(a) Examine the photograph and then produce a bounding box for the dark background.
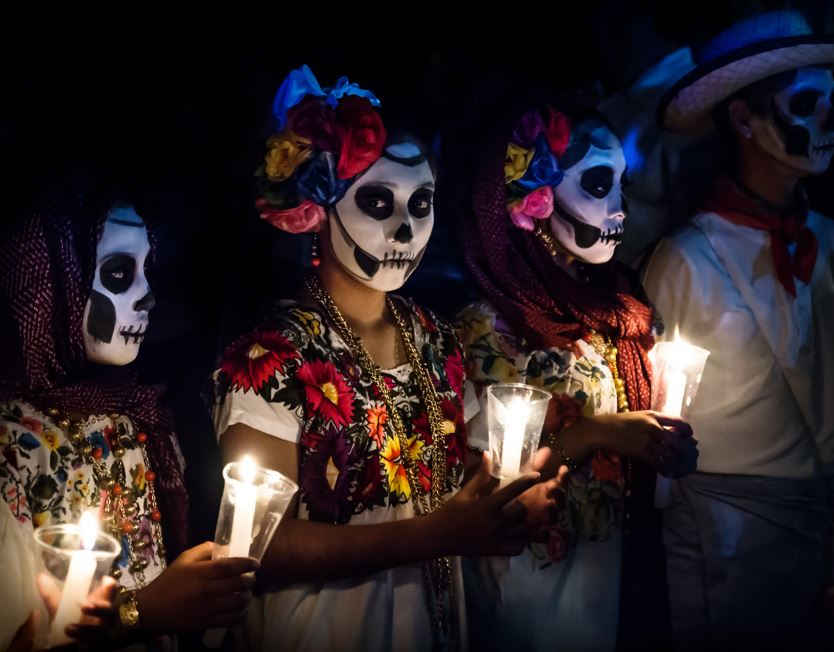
[2,1,833,550]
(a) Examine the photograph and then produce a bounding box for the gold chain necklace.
[47,407,166,595]
[305,275,455,648]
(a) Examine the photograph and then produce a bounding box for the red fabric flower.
[287,96,339,152]
[545,107,571,159]
[256,198,326,234]
[591,450,622,484]
[297,359,356,428]
[334,96,386,179]
[221,331,299,393]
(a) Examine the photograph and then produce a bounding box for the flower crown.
[255,65,387,234]
[504,106,571,231]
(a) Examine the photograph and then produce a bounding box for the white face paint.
[750,66,834,176]
[82,206,154,366]
[549,125,627,265]
[327,142,435,291]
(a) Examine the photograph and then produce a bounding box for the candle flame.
[79,511,98,551]
[240,455,258,485]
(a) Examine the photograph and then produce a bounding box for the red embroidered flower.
[334,96,386,179]
[297,359,356,428]
[545,107,571,159]
[546,526,570,563]
[444,349,464,398]
[412,397,466,478]
[287,96,339,152]
[414,306,439,334]
[221,331,299,394]
[591,450,622,484]
[19,416,43,434]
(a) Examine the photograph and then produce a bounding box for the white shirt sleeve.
[211,371,302,444]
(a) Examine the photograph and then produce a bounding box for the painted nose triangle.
[393,223,413,243]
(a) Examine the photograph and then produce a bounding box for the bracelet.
[118,589,140,629]
[544,430,578,473]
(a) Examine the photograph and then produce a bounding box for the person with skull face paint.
[208,67,554,652]
[0,178,260,650]
[642,10,834,649]
[451,100,699,651]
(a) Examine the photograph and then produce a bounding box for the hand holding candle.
[33,511,120,648]
[651,328,709,506]
[486,383,551,481]
[204,455,298,648]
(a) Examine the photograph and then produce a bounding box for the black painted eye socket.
[789,90,821,117]
[100,254,135,294]
[580,165,614,199]
[408,188,434,218]
[355,186,394,220]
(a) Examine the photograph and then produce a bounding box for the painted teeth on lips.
[381,251,415,269]
[119,325,147,345]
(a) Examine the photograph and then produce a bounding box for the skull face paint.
[549,124,627,264]
[82,206,155,365]
[327,140,435,291]
[750,66,834,176]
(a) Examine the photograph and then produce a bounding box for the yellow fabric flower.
[505,143,533,183]
[265,131,313,181]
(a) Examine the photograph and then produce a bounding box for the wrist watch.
[119,590,140,629]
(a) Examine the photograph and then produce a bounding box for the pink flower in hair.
[508,185,554,231]
[256,198,326,234]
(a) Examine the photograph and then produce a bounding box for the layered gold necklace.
[46,407,166,592]
[305,274,455,648]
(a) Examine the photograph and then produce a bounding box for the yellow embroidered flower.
[486,356,520,383]
[505,143,533,183]
[291,308,322,337]
[33,511,51,527]
[265,131,313,181]
[131,463,146,492]
[379,434,425,501]
[39,429,61,451]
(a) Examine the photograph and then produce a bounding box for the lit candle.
[228,455,258,558]
[501,398,530,478]
[50,512,98,646]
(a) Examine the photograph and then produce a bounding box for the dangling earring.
[310,233,321,268]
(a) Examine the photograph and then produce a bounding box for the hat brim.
[659,34,834,132]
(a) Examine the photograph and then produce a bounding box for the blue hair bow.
[272,65,381,130]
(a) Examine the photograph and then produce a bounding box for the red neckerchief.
[701,177,818,298]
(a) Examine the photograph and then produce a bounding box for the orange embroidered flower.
[379,434,425,500]
[366,404,388,447]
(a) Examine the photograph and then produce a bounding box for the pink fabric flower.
[508,185,554,231]
[256,199,326,234]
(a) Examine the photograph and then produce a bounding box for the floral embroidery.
[366,404,388,447]
[220,330,299,395]
[212,299,467,525]
[456,301,623,570]
[297,359,356,428]
[0,403,167,590]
